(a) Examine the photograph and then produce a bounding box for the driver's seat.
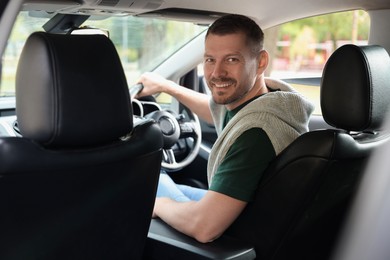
[0,32,163,259]
[225,44,390,259]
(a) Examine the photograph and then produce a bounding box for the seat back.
[0,32,163,260]
[225,44,390,259]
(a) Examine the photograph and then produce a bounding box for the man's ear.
[257,50,269,73]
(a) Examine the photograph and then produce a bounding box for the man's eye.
[204,58,214,63]
[227,57,239,62]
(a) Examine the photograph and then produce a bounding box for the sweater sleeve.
[208,128,276,202]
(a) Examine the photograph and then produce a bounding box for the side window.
[264,10,370,115]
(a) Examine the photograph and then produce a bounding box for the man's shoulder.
[229,128,274,154]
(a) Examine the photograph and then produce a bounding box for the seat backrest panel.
[0,32,164,259]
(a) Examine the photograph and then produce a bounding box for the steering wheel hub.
[159,116,176,135]
[147,110,181,149]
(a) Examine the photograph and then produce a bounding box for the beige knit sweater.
[207,78,314,184]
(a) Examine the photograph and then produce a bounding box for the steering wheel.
[130,84,202,171]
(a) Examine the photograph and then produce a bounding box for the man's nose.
[211,61,227,78]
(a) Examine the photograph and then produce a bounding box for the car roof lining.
[20,0,390,30]
[135,8,229,25]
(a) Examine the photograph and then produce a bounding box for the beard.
[209,77,250,106]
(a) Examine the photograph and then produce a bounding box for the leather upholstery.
[321,44,390,131]
[16,32,133,147]
[225,45,390,260]
[0,32,163,259]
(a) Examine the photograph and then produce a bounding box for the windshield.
[0,11,207,97]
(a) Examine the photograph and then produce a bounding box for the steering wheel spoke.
[163,149,177,165]
[179,121,198,138]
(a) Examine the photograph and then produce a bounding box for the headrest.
[16,32,132,147]
[321,44,390,132]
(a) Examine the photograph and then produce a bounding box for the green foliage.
[279,10,369,43]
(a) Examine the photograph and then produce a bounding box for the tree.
[279,10,369,51]
[270,10,370,73]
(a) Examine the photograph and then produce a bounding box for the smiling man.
[137,14,314,243]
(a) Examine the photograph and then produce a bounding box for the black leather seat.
[0,32,163,260]
[224,44,390,260]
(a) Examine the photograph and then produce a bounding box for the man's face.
[203,32,259,110]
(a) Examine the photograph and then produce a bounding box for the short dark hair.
[206,14,264,56]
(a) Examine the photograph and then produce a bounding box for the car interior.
[1,0,390,259]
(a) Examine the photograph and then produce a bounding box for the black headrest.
[16,32,132,148]
[321,44,390,132]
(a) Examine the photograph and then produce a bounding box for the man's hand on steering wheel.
[130,83,202,171]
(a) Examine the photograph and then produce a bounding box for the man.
[137,14,314,243]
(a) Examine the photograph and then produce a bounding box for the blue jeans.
[156,172,207,202]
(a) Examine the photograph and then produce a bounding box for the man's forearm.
[153,198,203,240]
[153,192,247,243]
[162,80,214,124]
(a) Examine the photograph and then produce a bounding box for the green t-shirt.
[209,98,276,202]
